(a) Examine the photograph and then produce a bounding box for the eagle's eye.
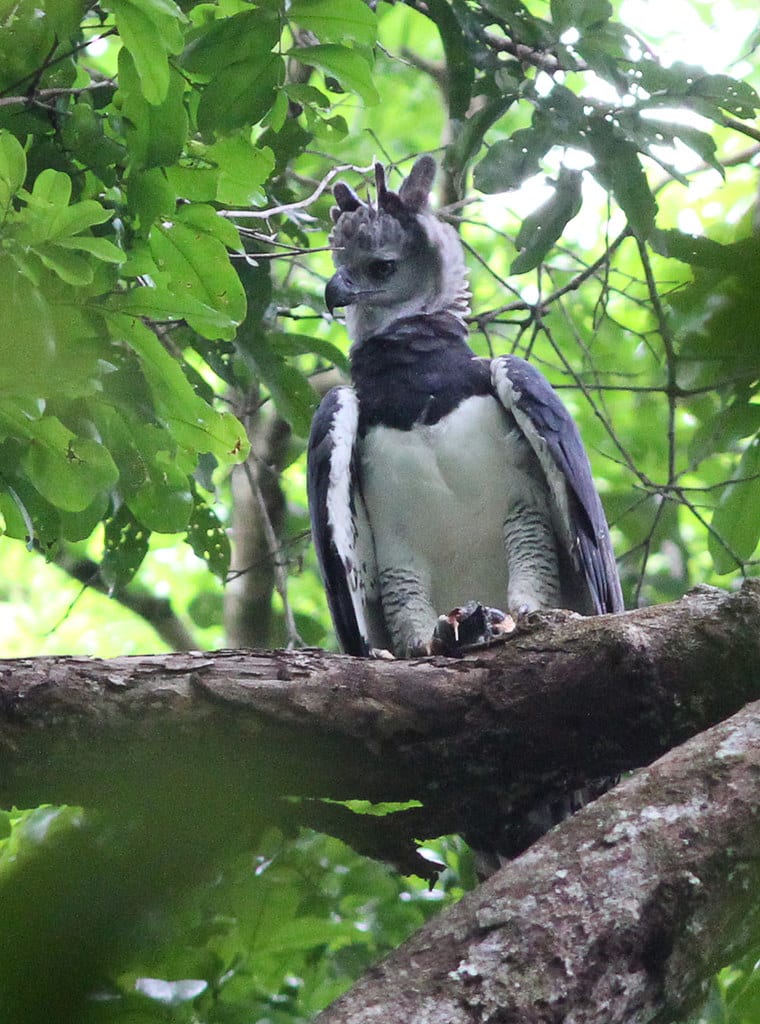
[367,258,397,281]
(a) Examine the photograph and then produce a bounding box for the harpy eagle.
[308,156,623,659]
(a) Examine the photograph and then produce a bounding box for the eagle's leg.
[377,567,438,658]
[503,490,562,615]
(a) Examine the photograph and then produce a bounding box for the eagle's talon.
[432,601,516,655]
[405,639,434,658]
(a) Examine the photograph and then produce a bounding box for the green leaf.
[473,127,554,192]
[20,169,113,242]
[101,504,151,590]
[150,214,246,328]
[181,9,280,75]
[126,167,177,229]
[109,286,238,340]
[478,0,552,47]
[551,0,612,32]
[669,123,723,176]
[0,806,85,872]
[650,229,729,268]
[206,137,275,207]
[45,0,88,39]
[710,437,760,574]
[269,332,350,373]
[0,258,56,390]
[59,493,110,543]
[60,100,124,185]
[689,402,760,466]
[0,129,26,212]
[447,86,517,179]
[511,167,583,274]
[633,61,760,120]
[689,74,759,119]
[425,0,475,122]
[185,500,230,579]
[175,202,242,253]
[249,334,319,437]
[127,457,194,533]
[32,246,96,286]
[107,0,186,105]
[106,314,250,463]
[197,54,283,136]
[288,0,377,46]
[119,49,188,169]
[22,417,119,513]
[0,475,60,549]
[0,0,56,94]
[324,797,423,817]
[27,165,72,207]
[263,87,289,133]
[586,123,657,238]
[170,408,249,464]
[291,44,379,106]
[52,235,125,263]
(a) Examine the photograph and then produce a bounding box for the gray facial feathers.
[327,157,470,341]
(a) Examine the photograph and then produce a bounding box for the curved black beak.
[325,267,357,314]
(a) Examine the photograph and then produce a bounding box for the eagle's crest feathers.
[327,156,469,341]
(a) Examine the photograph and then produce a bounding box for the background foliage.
[2,0,760,1020]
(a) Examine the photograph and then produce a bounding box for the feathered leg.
[378,567,438,657]
[502,471,562,614]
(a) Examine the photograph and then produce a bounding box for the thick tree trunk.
[315,699,760,1024]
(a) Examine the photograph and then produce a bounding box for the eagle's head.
[327,156,470,343]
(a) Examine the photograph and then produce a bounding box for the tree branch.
[315,698,760,1023]
[2,584,760,1022]
[2,582,760,869]
[51,548,197,652]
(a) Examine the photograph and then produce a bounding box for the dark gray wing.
[491,355,623,614]
[307,386,380,655]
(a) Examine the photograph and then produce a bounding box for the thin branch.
[721,114,760,146]
[221,164,375,222]
[635,236,679,487]
[0,28,118,98]
[242,459,304,649]
[0,81,115,108]
[481,29,584,75]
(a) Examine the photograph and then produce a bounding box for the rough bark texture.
[314,700,760,1024]
[1,583,760,1022]
[2,582,759,867]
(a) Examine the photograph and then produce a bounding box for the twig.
[0,81,115,108]
[481,29,585,75]
[221,163,375,221]
[243,461,304,650]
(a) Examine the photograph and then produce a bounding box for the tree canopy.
[2,0,760,1020]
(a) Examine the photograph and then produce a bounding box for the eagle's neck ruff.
[422,213,471,323]
[343,211,470,344]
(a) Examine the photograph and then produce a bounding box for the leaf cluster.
[0,0,375,599]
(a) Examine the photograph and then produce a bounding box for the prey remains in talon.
[432,602,515,656]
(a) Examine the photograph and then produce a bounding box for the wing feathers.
[491,356,623,615]
[307,387,376,655]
